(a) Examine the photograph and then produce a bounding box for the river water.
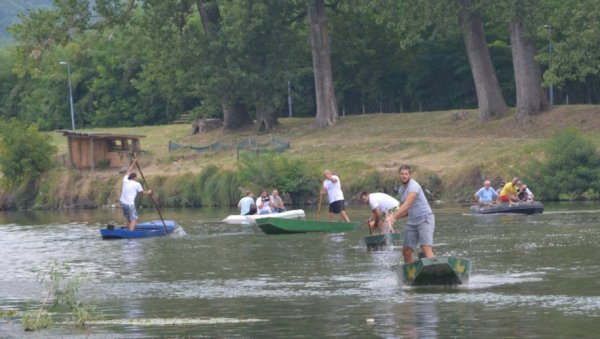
[1,202,599,337]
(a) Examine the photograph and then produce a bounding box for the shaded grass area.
[38,105,600,206]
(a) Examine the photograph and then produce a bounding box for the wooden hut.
[58,131,145,170]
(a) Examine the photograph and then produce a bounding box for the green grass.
[45,105,600,200]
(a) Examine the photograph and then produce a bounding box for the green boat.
[391,256,472,286]
[256,217,360,234]
[362,233,402,250]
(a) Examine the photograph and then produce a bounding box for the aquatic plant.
[22,308,52,332]
[21,261,99,331]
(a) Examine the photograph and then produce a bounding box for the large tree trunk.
[196,0,251,130]
[222,97,251,130]
[510,20,549,122]
[255,104,277,132]
[457,0,508,120]
[307,0,338,127]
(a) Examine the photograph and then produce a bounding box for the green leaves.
[238,152,319,205]
[526,128,600,200]
[0,119,57,189]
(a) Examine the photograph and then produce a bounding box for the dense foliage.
[237,153,321,205]
[0,119,56,189]
[1,0,600,131]
[525,129,600,200]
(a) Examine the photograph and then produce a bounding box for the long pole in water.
[131,153,169,233]
[316,193,323,220]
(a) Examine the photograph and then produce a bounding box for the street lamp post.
[543,25,554,105]
[59,61,75,130]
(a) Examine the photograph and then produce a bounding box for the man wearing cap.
[120,159,153,230]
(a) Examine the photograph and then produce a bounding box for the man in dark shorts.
[321,169,351,222]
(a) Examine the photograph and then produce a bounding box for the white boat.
[222,209,306,224]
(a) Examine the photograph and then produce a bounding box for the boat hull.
[222,209,305,224]
[362,233,402,250]
[391,256,472,286]
[256,217,359,234]
[470,201,544,215]
[100,220,178,239]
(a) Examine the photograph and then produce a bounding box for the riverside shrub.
[526,128,600,200]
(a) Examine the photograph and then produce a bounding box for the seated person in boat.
[474,180,499,206]
[496,179,506,194]
[256,190,273,214]
[517,183,534,202]
[269,189,287,213]
[498,177,519,203]
[361,191,399,234]
[238,191,256,215]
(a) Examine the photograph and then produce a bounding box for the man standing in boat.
[361,191,399,234]
[393,164,435,263]
[120,159,153,231]
[321,169,351,222]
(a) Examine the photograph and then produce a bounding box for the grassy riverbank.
[11,105,600,209]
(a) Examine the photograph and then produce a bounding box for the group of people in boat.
[473,176,535,207]
[237,189,287,216]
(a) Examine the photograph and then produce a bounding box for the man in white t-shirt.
[361,191,399,234]
[119,159,153,230]
[238,191,256,215]
[321,169,350,222]
[256,190,273,215]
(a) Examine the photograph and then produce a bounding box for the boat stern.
[392,256,472,286]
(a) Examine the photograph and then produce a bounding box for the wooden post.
[67,136,74,169]
[90,137,95,171]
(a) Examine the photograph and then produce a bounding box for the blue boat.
[100,220,178,239]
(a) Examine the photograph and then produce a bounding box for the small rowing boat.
[256,217,360,234]
[391,256,472,286]
[222,209,305,224]
[100,220,178,239]
[470,201,544,215]
[361,233,402,250]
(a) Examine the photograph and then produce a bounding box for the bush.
[237,153,320,205]
[525,128,600,200]
[345,169,398,200]
[0,119,56,190]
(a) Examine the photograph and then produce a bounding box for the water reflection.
[1,203,600,336]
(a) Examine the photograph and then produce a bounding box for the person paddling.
[119,159,153,231]
[393,165,436,263]
[321,169,351,222]
[361,191,399,234]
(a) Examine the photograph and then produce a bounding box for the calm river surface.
[1,202,600,337]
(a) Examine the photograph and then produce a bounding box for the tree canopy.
[1,0,600,130]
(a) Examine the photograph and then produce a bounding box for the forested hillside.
[0,0,53,42]
[1,0,600,132]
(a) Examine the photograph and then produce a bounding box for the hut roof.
[56,130,145,139]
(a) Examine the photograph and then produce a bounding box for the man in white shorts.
[393,165,435,263]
